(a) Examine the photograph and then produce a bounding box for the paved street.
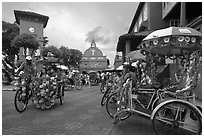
[2,85,155,135]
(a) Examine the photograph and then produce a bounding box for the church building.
[80,40,109,72]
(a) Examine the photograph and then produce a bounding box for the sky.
[2,2,138,67]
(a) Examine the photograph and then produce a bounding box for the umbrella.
[139,27,202,56]
[57,65,68,70]
[127,50,146,61]
[88,70,97,74]
[131,61,139,67]
[116,65,123,70]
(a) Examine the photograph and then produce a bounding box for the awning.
[116,30,153,52]
[127,50,146,61]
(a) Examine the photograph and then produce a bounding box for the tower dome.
[80,40,109,72]
[84,40,103,57]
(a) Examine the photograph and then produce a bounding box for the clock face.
[29,27,35,33]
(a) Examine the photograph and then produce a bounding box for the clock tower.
[14,10,49,61]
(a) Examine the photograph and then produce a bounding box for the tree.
[41,45,82,68]
[59,46,70,67]
[43,36,49,47]
[11,33,40,50]
[69,49,82,68]
[41,45,61,58]
[2,21,19,66]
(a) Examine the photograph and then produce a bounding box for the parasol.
[139,27,202,57]
[131,61,139,67]
[57,65,68,70]
[116,65,123,70]
[88,70,97,74]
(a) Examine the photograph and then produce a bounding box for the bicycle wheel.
[64,83,69,91]
[59,85,65,105]
[100,84,106,93]
[14,89,28,113]
[100,87,111,106]
[152,100,202,135]
[75,81,82,90]
[106,93,131,120]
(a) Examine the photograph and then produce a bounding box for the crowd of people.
[100,59,153,92]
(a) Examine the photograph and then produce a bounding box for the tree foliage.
[11,33,40,50]
[41,45,83,68]
[43,36,49,47]
[41,45,61,58]
[59,46,70,66]
[69,49,82,67]
[2,21,19,56]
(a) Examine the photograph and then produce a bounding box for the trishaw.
[100,69,122,106]
[106,27,202,135]
[63,74,83,91]
[14,57,65,112]
[88,70,100,85]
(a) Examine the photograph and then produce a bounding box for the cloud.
[2,2,138,67]
[85,26,115,45]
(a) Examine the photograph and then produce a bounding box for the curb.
[2,88,17,91]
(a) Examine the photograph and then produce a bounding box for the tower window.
[169,20,180,27]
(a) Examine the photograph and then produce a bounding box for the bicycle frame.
[115,78,160,118]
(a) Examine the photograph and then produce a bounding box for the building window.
[162,2,166,9]
[134,22,138,32]
[98,57,104,59]
[169,20,180,27]
[138,13,143,27]
[196,28,201,32]
[143,3,148,21]
[90,57,96,60]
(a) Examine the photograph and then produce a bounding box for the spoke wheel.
[75,81,82,90]
[100,84,106,93]
[59,85,65,105]
[100,88,111,106]
[14,89,28,113]
[152,101,202,135]
[106,93,131,120]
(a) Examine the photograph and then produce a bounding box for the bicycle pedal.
[113,116,120,124]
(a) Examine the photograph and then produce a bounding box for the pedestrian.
[86,74,91,88]
[38,67,47,77]
[82,73,86,85]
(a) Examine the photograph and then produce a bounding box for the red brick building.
[80,40,109,72]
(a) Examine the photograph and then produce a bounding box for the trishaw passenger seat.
[152,84,162,90]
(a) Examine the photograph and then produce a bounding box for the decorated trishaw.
[100,69,122,106]
[106,27,202,135]
[14,56,65,112]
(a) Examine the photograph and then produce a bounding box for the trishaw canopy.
[139,27,202,57]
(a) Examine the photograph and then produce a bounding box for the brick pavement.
[2,85,155,135]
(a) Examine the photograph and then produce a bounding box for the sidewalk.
[2,85,17,91]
